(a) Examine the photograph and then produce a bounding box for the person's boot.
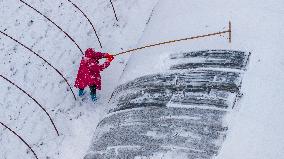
[79,89,86,97]
[91,94,97,102]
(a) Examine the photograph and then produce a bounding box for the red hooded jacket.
[74,48,110,90]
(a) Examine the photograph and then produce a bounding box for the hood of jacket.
[85,48,96,59]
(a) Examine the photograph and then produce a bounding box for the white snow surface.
[1,0,284,159]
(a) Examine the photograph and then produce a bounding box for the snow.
[1,0,284,158]
[120,1,284,158]
[0,0,158,158]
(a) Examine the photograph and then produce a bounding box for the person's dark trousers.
[89,85,97,101]
[79,89,85,96]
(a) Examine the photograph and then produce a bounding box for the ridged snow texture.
[85,50,250,159]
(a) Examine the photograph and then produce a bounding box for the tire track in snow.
[0,30,77,100]
[19,0,84,55]
[63,0,103,48]
[0,121,39,159]
[0,74,60,136]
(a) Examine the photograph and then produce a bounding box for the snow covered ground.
[1,0,284,159]
[0,0,159,158]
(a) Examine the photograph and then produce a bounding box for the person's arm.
[94,52,109,60]
[99,54,114,70]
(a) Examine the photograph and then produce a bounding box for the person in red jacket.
[75,48,114,101]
